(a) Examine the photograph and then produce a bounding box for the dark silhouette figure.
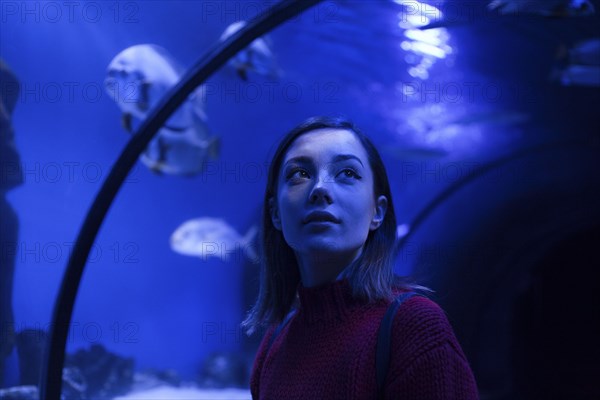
[1,59,23,387]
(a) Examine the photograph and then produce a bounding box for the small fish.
[488,0,595,17]
[219,21,280,81]
[567,38,600,66]
[558,64,600,87]
[104,45,219,176]
[170,218,258,263]
[553,38,600,87]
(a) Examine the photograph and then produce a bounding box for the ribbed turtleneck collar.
[297,279,358,325]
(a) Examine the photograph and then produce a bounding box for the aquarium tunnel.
[1,0,599,399]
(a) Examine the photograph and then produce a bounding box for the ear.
[370,195,388,230]
[269,197,282,230]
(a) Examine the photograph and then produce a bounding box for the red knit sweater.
[250,279,479,399]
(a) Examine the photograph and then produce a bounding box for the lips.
[303,211,340,224]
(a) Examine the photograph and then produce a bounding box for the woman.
[244,116,479,399]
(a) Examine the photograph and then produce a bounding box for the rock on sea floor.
[0,386,38,400]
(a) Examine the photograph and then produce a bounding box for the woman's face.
[271,128,387,261]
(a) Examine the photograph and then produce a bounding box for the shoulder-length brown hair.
[243,116,412,334]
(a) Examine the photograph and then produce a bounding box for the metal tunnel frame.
[40,0,324,398]
[394,139,594,253]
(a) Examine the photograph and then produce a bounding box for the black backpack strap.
[376,291,418,399]
[267,309,297,351]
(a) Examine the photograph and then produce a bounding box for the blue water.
[2,0,599,386]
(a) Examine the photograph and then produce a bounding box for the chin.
[300,238,359,257]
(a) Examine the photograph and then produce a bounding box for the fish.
[219,21,280,81]
[553,38,600,87]
[566,38,600,66]
[420,0,595,30]
[558,64,600,87]
[104,44,219,176]
[170,218,259,263]
[488,0,595,17]
[139,127,220,176]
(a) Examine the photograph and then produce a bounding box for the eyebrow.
[284,154,364,167]
[333,154,364,167]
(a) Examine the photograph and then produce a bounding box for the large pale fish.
[104,44,219,176]
[219,21,280,81]
[170,218,258,263]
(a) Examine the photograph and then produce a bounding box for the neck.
[296,248,362,287]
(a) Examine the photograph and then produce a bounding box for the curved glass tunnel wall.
[1,1,599,399]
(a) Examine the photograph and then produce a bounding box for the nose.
[309,176,333,204]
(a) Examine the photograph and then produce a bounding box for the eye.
[338,168,361,180]
[104,78,117,89]
[286,168,309,181]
